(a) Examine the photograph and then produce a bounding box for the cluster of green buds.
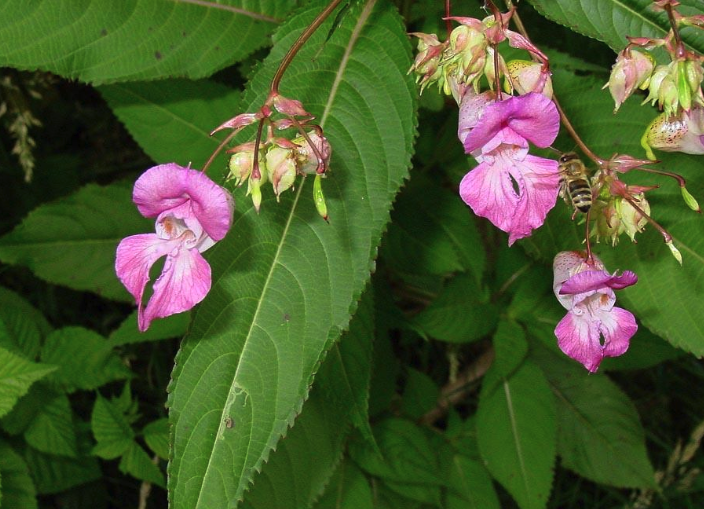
[605,0,704,159]
[409,8,552,104]
[211,91,331,219]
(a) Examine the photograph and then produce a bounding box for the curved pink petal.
[115,234,177,325]
[555,310,605,372]
[463,93,559,153]
[560,269,638,295]
[133,163,234,241]
[140,248,212,332]
[460,159,519,235]
[600,306,638,359]
[458,91,495,146]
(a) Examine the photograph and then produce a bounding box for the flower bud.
[409,33,446,92]
[641,107,704,159]
[505,60,553,98]
[293,131,332,174]
[606,49,654,112]
[313,174,328,221]
[618,193,650,242]
[265,145,297,199]
[227,142,257,186]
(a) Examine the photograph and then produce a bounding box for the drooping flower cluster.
[115,164,234,331]
[605,0,704,158]
[458,92,561,245]
[553,251,638,372]
[213,92,332,218]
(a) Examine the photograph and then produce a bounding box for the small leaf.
[401,368,440,421]
[532,344,656,488]
[91,395,134,460]
[119,442,165,488]
[0,440,37,509]
[446,455,500,509]
[413,274,499,343]
[24,446,101,495]
[313,460,373,509]
[477,360,556,509]
[0,182,151,302]
[0,346,56,419]
[108,311,189,347]
[0,287,52,359]
[142,418,169,461]
[0,0,294,83]
[40,327,131,393]
[23,393,78,458]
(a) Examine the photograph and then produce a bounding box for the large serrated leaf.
[532,345,655,488]
[476,360,556,509]
[0,347,56,420]
[0,0,294,84]
[0,182,151,302]
[167,0,417,506]
[527,0,704,55]
[99,79,241,170]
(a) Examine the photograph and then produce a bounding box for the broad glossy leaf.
[23,393,78,458]
[525,68,704,357]
[167,0,417,506]
[532,345,655,488]
[99,79,241,170]
[446,454,500,509]
[0,347,56,419]
[313,460,373,509]
[477,360,556,509]
[240,388,350,509]
[0,440,37,509]
[491,319,528,380]
[0,182,151,302]
[527,0,704,55]
[413,273,499,343]
[40,327,131,393]
[0,287,52,359]
[0,0,294,83]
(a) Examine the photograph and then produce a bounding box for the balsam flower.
[116,163,234,331]
[553,251,638,372]
[458,92,560,245]
[641,106,704,160]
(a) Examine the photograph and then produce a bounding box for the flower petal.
[555,310,605,372]
[115,233,176,325]
[460,159,519,235]
[140,248,212,332]
[133,163,234,241]
[600,306,638,359]
[560,269,638,295]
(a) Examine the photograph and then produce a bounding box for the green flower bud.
[265,146,297,200]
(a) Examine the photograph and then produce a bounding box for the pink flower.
[553,251,638,372]
[116,163,234,331]
[458,92,560,245]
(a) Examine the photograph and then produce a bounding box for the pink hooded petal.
[115,233,178,323]
[140,248,212,332]
[600,306,638,359]
[459,152,559,245]
[458,91,496,146]
[560,269,638,295]
[133,164,234,241]
[555,310,605,372]
[463,93,559,152]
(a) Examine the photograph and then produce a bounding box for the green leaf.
[119,442,165,488]
[316,289,375,442]
[24,446,101,495]
[401,368,440,421]
[167,0,417,506]
[0,287,52,359]
[313,460,373,509]
[0,441,37,509]
[142,418,169,461]
[532,344,655,488]
[240,388,350,509]
[0,182,151,302]
[91,395,134,460]
[446,455,500,509]
[0,0,294,83]
[413,274,499,343]
[0,347,56,419]
[476,360,556,509]
[491,319,528,380]
[23,393,79,458]
[40,327,131,393]
[108,311,189,346]
[524,68,704,357]
[526,0,704,55]
[381,174,486,282]
[99,79,241,171]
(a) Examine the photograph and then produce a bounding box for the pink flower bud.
[293,131,332,174]
[641,107,704,159]
[607,49,654,112]
[265,146,297,199]
[506,60,553,98]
